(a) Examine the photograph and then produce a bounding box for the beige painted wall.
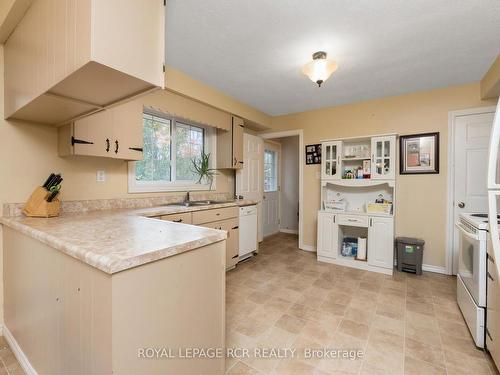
[165,66,272,130]
[269,83,496,268]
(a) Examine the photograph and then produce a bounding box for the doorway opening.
[261,130,305,250]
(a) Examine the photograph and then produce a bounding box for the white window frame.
[128,110,217,193]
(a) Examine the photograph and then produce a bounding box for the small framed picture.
[305,144,321,165]
[400,132,439,174]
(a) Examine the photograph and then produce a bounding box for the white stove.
[457,212,490,348]
[459,212,500,231]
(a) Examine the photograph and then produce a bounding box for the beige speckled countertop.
[0,200,257,275]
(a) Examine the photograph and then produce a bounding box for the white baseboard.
[3,325,38,375]
[300,244,316,252]
[279,229,298,235]
[422,264,449,275]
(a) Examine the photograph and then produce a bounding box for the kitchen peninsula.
[0,199,254,375]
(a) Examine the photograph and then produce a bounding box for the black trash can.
[395,237,425,275]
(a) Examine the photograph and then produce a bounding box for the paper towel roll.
[357,237,367,260]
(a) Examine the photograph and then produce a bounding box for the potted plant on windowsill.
[191,152,218,190]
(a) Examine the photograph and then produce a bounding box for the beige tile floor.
[225,232,499,375]
[0,337,24,375]
[1,232,498,375]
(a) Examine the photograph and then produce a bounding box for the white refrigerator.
[486,96,500,364]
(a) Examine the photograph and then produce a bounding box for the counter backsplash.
[2,191,233,217]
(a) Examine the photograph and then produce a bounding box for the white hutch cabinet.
[317,134,397,275]
[321,141,342,180]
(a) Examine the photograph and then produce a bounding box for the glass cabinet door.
[321,141,342,179]
[371,136,395,179]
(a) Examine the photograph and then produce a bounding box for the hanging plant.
[191,152,218,190]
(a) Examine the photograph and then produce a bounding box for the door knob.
[458,201,465,208]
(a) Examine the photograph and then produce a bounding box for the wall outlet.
[96,170,106,182]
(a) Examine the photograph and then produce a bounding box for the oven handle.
[455,222,480,241]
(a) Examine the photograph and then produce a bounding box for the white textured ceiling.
[166,0,500,116]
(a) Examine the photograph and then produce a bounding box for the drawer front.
[201,218,239,269]
[192,207,238,225]
[337,215,369,228]
[160,212,192,224]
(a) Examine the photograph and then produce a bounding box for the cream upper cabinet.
[321,141,342,180]
[58,100,143,161]
[371,136,396,180]
[4,0,165,125]
[217,116,244,169]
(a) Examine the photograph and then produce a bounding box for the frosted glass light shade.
[302,52,338,87]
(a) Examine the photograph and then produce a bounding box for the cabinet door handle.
[115,140,119,154]
[488,272,495,282]
[238,161,244,164]
[369,218,373,226]
[232,254,239,259]
[105,138,110,152]
[488,254,495,264]
[333,215,336,224]
[129,147,143,152]
[232,226,239,229]
[233,157,237,166]
[71,136,94,146]
[173,219,183,223]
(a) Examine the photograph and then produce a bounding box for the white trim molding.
[3,325,38,375]
[300,244,316,252]
[422,264,448,275]
[279,229,298,235]
[446,105,497,275]
[260,130,305,251]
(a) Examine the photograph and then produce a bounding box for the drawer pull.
[347,219,359,222]
[232,255,239,259]
[216,213,221,216]
[232,226,239,229]
[173,219,183,223]
[488,272,495,282]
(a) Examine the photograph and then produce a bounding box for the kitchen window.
[128,111,215,192]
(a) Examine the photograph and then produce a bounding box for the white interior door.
[452,110,496,274]
[236,133,264,242]
[263,142,281,237]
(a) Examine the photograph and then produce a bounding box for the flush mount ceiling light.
[302,51,338,87]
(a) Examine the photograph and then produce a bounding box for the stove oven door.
[456,221,487,306]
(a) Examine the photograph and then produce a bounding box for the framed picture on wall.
[305,144,321,165]
[399,132,439,174]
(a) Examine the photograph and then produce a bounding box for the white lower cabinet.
[368,216,394,269]
[317,211,394,274]
[317,212,338,259]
